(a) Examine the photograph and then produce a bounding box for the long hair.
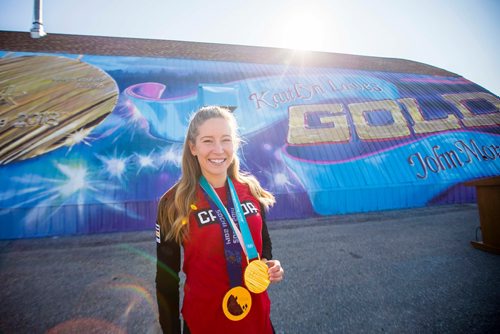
[157,106,275,244]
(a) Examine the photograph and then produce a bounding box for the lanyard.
[202,187,242,288]
[199,176,259,261]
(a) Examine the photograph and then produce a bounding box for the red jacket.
[156,179,273,334]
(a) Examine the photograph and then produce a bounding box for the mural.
[0,51,499,239]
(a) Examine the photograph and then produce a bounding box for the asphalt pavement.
[1,203,499,334]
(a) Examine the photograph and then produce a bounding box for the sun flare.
[277,7,328,51]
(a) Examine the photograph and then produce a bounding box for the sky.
[0,0,499,95]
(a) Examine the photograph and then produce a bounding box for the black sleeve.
[155,223,181,334]
[260,205,273,260]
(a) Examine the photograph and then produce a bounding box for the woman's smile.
[189,117,235,187]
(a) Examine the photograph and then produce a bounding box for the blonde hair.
[157,106,275,244]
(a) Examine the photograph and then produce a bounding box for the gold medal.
[244,260,270,294]
[222,286,252,321]
[0,56,118,165]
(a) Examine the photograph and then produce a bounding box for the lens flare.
[46,318,125,334]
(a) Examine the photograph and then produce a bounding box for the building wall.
[1,32,499,239]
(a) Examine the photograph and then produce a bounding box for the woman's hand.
[264,259,284,283]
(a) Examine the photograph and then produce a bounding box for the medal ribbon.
[201,187,242,288]
[199,176,259,261]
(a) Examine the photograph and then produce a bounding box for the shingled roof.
[0,30,458,77]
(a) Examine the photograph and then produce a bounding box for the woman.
[156,106,284,334]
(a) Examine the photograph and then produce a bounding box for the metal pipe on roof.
[30,0,47,38]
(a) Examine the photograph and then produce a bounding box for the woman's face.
[189,117,235,187]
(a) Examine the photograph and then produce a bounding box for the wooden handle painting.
[0,55,118,165]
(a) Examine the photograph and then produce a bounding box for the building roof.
[0,30,458,77]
